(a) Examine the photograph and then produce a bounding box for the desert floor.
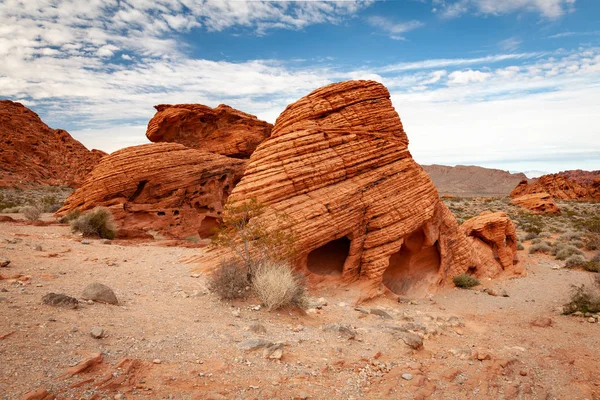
[1,209,600,400]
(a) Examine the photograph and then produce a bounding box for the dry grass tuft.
[453,273,480,289]
[252,261,308,311]
[208,258,250,300]
[22,206,42,221]
[70,207,117,239]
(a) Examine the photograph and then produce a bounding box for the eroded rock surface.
[57,143,246,239]
[511,192,561,214]
[461,211,523,278]
[0,100,105,188]
[146,104,272,158]
[511,170,600,201]
[227,80,476,297]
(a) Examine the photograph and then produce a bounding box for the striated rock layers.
[227,80,490,297]
[511,170,600,201]
[511,192,561,214]
[0,101,105,188]
[461,212,523,278]
[57,143,246,239]
[146,104,272,159]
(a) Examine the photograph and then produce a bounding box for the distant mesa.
[0,100,105,188]
[511,192,561,215]
[146,103,272,159]
[227,80,519,298]
[510,170,600,201]
[57,143,246,239]
[423,164,527,198]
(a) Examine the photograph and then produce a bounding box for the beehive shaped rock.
[511,192,561,214]
[0,100,105,188]
[57,143,246,239]
[511,170,600,201]
[227,80,477,297]
[461,211,523,278]
[146,104,272,158]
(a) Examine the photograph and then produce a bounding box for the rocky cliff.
[510,170,600,201]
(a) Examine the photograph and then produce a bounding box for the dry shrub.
[563,277,600,314]
[22,206,42,221]
[565,254,587,269]
[529,242,552,254]
[524,232,539,241]
[58,209,81,224]
[70,207,117,239]
[453,274,480,289]
[208,258,250,300]
[554,244,584,260]
[252,261,307,311]
[584,234,600,251]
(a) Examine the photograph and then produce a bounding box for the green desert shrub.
[524,232,539,241]
[563,278,600,314]
[584,234,600,251]
[554,245,584,261]
[517,241,524,251]
[453,274,480,289]
[70,207,117,239]
[2,207,21,213]
[583,260,600,273]
[539,231,553,238]
[22,206,42,221]
[565,255,587,269]
[58,209,81,224]
[252,261,308,311]
[559,231,583,242]
[529,242,552,254]
[575,215,600,234]
[208,258,250,300]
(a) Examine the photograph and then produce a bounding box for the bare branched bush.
[22,206,42,221]
[252,261,308,310]
[58,209,81,224]
[70,207,117,239]
[208,258,250,300]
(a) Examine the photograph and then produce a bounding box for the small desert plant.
[575,215,600,234]
[559,231,583,242]
[453,274,480,289]
[554,245,584,261]
[524,232,539,241]
[70,207,117,239]
[529,242,552,254]
[517,241,524,251]
[39,195,61,212]
[565,254,587,269]
[539,231,553,238]
[584,234,600,251]
[252,261,308,310]
[22,206,42,221]
[563,278,600,314]
[208,258,250,300]
[2,206,21,213]
[58,209,81,224]
[583,260,600,273]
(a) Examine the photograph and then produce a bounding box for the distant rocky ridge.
[511,170,600,201]
[0,100,105,188]
[423,164,527,198]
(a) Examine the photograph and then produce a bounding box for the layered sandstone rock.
[511,170,600,201]
[461,211,523,278]
[146,104,272,158]
[0,100,105,188]
[57,143,246,239]
[511,192,561,214]
[227,80,478,297]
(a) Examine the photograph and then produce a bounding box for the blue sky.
[1,0,599,174]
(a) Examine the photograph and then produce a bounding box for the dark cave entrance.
[306,237,351,276]
[198,216,220,238]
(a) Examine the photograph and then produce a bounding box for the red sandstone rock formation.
[227,80,480,298]
[146,104,272,158]
[511,192,561,214]
[461,211,523,278]
[510,170,600,201]
[0,100,105,188]
[56,143,246,239]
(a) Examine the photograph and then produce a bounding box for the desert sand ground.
[1,205,600,400]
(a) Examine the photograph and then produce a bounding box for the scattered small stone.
[82,283,119,305]
[42,293,78,309]
[588,317,596,323]
[152,359,161,364]
[397,297,411,304]
[101,239,112,245]
[394,332,423,350]
[90,327,104,339]
[190,273,202,278]
[322,323,356,339]
[263,343,284,360]
[231,309,241,318]
[248,322,267,334]
[338,302,348,307]
[354,306,369,314]
[401,373,414,381]
[114,393,124,400]
[81,239,91,245]
[476,352,492,361]
[447,316,463,327]
[0,257,10,268]
[531,317,554,328]
[0,288,7,292]
[370,308,393,319]
[312,297,328,309]
[291,324,304,332]
[32,244,42,251]
[519,370,528,376]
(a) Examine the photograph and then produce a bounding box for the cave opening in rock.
[306,237,350,276]
[382,229,441,296]
[198,216,219,238]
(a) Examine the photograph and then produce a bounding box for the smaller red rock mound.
[0,100,105,188]
[146,104,272,158]
[510,170,600,201]
[461,211,523,278]
[511,193,561,214]
[56,143,247,239]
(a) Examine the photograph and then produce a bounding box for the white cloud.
[447,69,492,84]
[434,0,576,19]
[499,37,522,51]
[367,16,424,40]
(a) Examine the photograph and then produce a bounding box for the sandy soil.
[1,215,600,400]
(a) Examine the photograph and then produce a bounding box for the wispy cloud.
[548,30,600,39]
[433,0,576,19]
[498,37,522,51]
[367,16,424,40]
